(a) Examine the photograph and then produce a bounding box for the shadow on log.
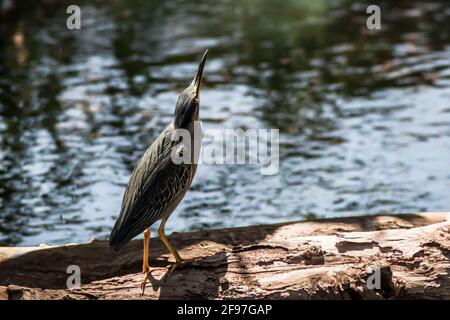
[0,212,449,299]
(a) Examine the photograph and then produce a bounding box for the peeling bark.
[0,212,449,300]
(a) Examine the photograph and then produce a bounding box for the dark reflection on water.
[0,0,449,246]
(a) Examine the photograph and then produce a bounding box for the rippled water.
[1,0,449,246]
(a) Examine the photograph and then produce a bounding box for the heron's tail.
[109,219,135,252]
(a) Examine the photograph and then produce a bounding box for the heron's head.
[174,50,208,129]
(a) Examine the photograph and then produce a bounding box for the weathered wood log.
[0,212,449,300]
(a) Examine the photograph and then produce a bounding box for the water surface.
[1,0,449,246]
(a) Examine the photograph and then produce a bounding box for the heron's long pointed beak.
[191,49,208,97]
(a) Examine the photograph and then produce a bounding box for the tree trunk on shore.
[0,212,449,300]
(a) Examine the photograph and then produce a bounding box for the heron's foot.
[164,258,195,280]
[166,259,184,278]
[140,265,151,295]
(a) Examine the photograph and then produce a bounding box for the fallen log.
[0,212,449,300]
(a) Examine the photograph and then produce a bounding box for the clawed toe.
[163,259,193,281]
[141,269,151,295]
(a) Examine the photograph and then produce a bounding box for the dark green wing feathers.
[109,125,192,251]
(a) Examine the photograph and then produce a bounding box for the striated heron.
[109,50,208,294]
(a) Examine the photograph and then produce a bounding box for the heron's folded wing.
[110,126,194,250]
[110,127,175,248]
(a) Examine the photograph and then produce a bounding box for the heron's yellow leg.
[158,217,183,276]
[140,228,150,294]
